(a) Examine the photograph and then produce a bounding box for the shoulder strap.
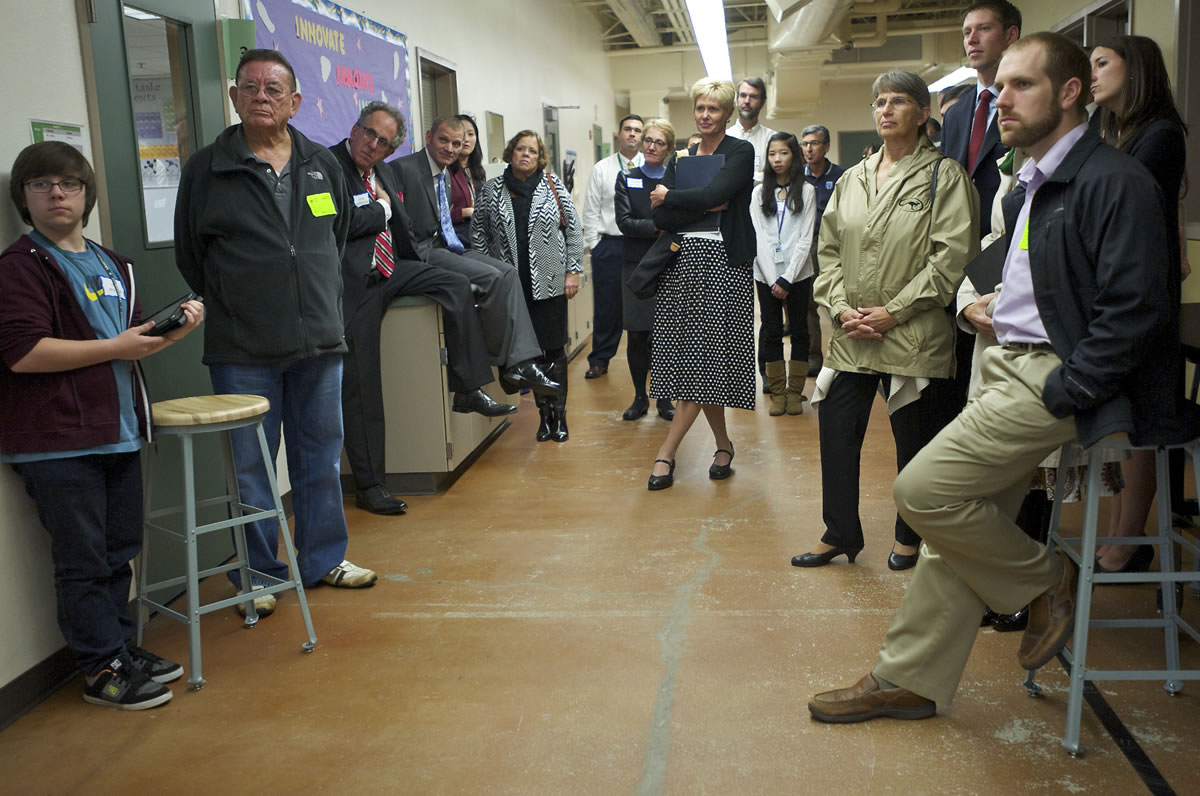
[930,156,945,208]
[545,173,567,229]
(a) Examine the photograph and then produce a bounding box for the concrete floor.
[2,342,1199,793]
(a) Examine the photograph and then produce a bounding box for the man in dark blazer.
[940,0,1021,238]
[940,0,1020,410]
[331,103,515,516]
[389,116,560,395]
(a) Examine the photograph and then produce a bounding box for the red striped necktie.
[967,88,993,173]
[363,169,395,278]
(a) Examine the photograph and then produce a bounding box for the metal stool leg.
[1156,448,1184,695]
[1026,444,1074,699]
[1061,446,1105,757]
[179,431,206,690]
[136,445,154,648]
[255,423,317,652]
[220,428,259,626]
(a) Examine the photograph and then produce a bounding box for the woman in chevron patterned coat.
[472,130,584,442]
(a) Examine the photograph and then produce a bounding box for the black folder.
[964,237,1007,292]
[675,154,725,233]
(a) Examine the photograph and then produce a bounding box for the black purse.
[626,232,683,299]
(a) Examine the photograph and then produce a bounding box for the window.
[417,49,457,133]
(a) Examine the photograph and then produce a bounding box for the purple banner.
[244,0,413,157]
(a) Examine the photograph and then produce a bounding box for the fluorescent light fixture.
[928,67,977,92]
[686,0,732,81]
[122,7,161,21]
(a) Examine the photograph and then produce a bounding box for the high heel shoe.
[647,459,675,491]
[708,444,735,480]
[887,550,919,571]
[791,546,862,567]
[1095,542,1154,575]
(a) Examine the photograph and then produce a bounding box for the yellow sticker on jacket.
[306,192,336,217]
[1018,219,1029,250]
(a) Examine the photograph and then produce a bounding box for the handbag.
[545,173,567,229]
[626,232,683,299]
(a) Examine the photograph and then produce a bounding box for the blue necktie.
[437,172,465,254]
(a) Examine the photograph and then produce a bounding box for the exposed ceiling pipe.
[606,0,662,48]
[768,0,855,51]
[659,0,695,44]
[607,38,767,56]
[834,0,903,48]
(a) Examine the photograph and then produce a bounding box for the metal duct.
[606,0,661,48]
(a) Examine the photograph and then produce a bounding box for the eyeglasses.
[643,138,669,149]
[25,178,84,194]
[800,140,824,148]
[355,122,394,149]
[872,96,914,111]
[236,82,292,102]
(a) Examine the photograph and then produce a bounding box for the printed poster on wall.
[242,0,413,157]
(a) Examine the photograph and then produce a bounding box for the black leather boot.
[535,393,553,442]
[549,356,569,442]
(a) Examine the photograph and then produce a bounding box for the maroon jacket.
[0,235,150,456]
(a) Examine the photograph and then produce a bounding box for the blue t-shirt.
[2,232,141,463]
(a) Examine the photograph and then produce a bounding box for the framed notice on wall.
[241,0,413,156]
[30,119,90,158]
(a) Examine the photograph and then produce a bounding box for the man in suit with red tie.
[941,1,1021,238]
[330,102,515,516]
[940,1,1021,410]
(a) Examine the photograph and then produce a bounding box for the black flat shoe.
[656,399,675,421]
[708,445,735,480]
[990,607,1029,632]
[648,459,675,491]
[1095,542,1155,575]
[791,546,861,567]
[622,396,649,421]
[887,551,919,571]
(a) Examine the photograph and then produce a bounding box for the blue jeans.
[210,354,348,587]
[14,452,141,675]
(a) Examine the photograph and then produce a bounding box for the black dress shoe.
[500,360,563,396]
[584,364,608,379]
[990,607,1029,632]
[980,609,999,628]
[656,399,675,421]
[708,444,734,480]
[648,459,675,491]
[791,546,862,567]
[1095,542,1155,575]
[355,484,407,515]
[623,396,649,421]
[452,388,518,417]
[887,551,919,571]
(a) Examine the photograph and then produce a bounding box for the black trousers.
[342,262,493,490]
[14,452,141,675]
[818,371,957,549]
[589,236,624,367]
[756,278,812,362]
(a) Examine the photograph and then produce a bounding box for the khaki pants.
[876,346,1078,706]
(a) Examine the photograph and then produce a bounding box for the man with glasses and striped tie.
[330,102,514,516]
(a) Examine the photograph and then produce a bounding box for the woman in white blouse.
[749,132,817,415]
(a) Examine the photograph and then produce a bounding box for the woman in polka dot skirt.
[645,77,757,491]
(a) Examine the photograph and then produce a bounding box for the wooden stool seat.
[151,394,270,427]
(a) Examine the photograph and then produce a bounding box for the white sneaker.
[321,560,377,588]
[235,585,277,617]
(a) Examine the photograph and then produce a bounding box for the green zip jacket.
[815,141,979,379]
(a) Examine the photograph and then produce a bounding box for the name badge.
[626,177,644,189]
[773,246,785,266]
[826,181,834,189]
[307,192,337,217]
[353,192,371,207]
[1019,219,1030,250]
[754,155,762,170]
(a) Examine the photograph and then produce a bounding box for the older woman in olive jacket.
[791,71,979,571]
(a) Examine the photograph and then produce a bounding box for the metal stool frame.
[1024,438,1200,756]
[137,412,317,689]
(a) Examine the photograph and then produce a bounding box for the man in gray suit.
[389,116,560,395]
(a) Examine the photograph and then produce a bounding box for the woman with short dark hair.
[472,131,583,442]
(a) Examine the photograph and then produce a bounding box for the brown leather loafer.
[1018,548,1078,670]
[808,673,936,723]
[584,364,608,379]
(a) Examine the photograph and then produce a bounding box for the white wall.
[0,0,99,687]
